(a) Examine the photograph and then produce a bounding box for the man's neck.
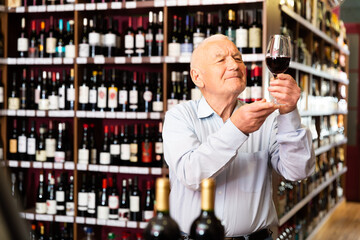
[204,94,237,122]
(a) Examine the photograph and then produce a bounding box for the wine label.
[46,199,57,214]
[180,43,193,55]
[56,46,65,55]
[56,191,65,202]
[108,195,119,209]
[124,35,134,51]
[130,143,138,163]
[156,33,164,43]
[65,45,76,58]
[108,87,118,108]
[89,32,101,46]
[56,204,65,211]
[54,151,65,162]
[119,90,128,104]
[48,95,59,110]
[90,149,97,164]
[143,210,154,221]
[119,208,129,220]
[97,206,109,219]
[36,202,47,214]
[17,37,29,52]
[130,196,140,212]
[46,37,56,54]
[79,43,90,57]
[110,144,120,155]
[236,28,248,48]
[155,142,163,154]
[143,91,152,102]
[58,87,66,109]
[104,33,116,47]
[99,152,110,165]
[9,139,17,154]
[142,142,153,163]
[78,148,89,164]
[38,98,49,110]
[226,29,236,44]
[97,86,107,109]
[36,150,46,162]
[46,138,56,157]
[193,32,205,49]
[152,101,163,112]
[168,42,181,57]
[87,192,96,210]
[8,97,20,110]
[78,192,88,211]
[167,99,179,110]
[35,89,40,104]
[18,136,27,153]
[67,88,75,102]
[135,34,145,53]
[121,144,131,161]
[145,33,153,43]
[251,86,262,102]
[249,27,261,48]
[66,202,75,216]
[129,90,138,104]
[89,89,97,104]
[0,87,4,103]
[79,85,89,104]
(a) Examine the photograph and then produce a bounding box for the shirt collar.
[197,97,246,119]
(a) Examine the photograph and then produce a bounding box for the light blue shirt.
[163,97,315,237]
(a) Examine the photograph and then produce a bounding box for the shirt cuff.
[221,119,249,149]
[277,108,301,133]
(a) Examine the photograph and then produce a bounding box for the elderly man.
[163,34,315,240]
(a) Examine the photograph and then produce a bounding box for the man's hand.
[230,99,279,135]
[268,74,301,114]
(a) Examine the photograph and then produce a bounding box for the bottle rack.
[0,0,349,239]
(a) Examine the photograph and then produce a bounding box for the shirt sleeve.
[163,107,248,191]
[269,108,315,181]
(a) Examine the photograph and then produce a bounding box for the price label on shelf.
[105,112,116,119]
[136,112,148,119]
[76,217,85,224]
[149,56,162,63]
[127,221,137,228]
[8,160,18,168]
[19,212,25,219]
[54,163,63,169]
[139,222,148,229]
[125,1,136,8]
[77,163,87,171]
[86,111,96,118]
[99,165,109,172]
[151,167,162,175]
[119,166,130,174]
[131,57,142,64]
[114,57,126,64]
[7,58,16,65]
[86,217,96,225]
[15,6,25,13]
[177,0,187,6]
[7,110,16,116]
[36,110,46,117]
[212,0,224,4]
[17,58,26,65]
[94,56,105,64]
[202,0,213,4]
[43,162,53,169]
[154,0,165,7]
[179,55,191,63]
[126,112,136,119]
[97,219,106,225]
[137,167,150,175]
[64,4,74,11]
[95,111,105,118]
[64,162,75,170]
[47,5,56,11]
[26,110,36,116]
[43,58,52,64]
[107,220,123,227]
[33,162,43,169]
[56,5,65,11]
[111,2,122,9]
[26,213,35,220]
[76,110,86,117]
[85,3,96,10]
[37,5,46,12]
[36,214,53,221]
[20,161,31,168]
[53,57,62,64]
[150,112,161,119]
[17,109,26,116]
[166,0,177,6]
[109,166,119,173]
[116,112,126,119]
[164,56,176,63]
[75,3,85,11]
[55,215,74,223]
[34,58,43,65]
[224,0,238,3]
[188,0,200,5]
[96,3,107,10]
[76,57,87,64]
[25,58,35,65]
[88,164,99,171]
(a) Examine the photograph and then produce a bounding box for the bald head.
[190,34,233,70]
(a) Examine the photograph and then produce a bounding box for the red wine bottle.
[28,20,38,57]
[119,179,129,221]
[99,125,110,165]
[56,173,66,215]
[142,124,153,166]
[20,68,27,109]
[18,120,27,161]
[78,124,90,164]
[118,71,128,112]
[46,120,56,162]
[18,17,28,58]
[108,69,118,112]
[66,175,74,216]
[97,178,109,220]
[130,124,139,165]
[9,119,18,160]
[143,180,154,222]
[108,175,119,220]
[154,122,163,167]
[46,177,57,215]
[129,176,141,221]
[110,125,120,165]
[36,124,47,162]
[120,124,131,164]
[27,120,36,162]
[77,173,88,217]
[87,174,97,218]
[124,16,135,57]
[36,172,47,214]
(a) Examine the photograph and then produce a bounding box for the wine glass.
[265,34,291,105]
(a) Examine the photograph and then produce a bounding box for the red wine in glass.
[265,56,291,77]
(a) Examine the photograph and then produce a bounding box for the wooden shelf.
[300,110,348,117]
[278,167,347,226]
[289,61,349,85]
[280,5,349,55]
[315,138,348,156]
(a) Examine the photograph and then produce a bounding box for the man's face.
[198,39,247,97]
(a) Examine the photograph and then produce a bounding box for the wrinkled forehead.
[204,40,240,58]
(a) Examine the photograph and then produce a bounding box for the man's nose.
[226,58,239,71]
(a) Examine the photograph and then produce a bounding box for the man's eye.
[217,59,224,63]
[234,58,242,62]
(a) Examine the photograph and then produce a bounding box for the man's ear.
[190,68,204,88]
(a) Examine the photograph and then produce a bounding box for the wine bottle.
[65,20,75,58]
[216,10,225,34]
[119,178,130,221]
[143,178,181,240]
[54,123,66,162]
[88,70,98,111]
[79,68,89,111]
[79,18,90,58]
[99,125,110,165]
[251,66,262,102]
[46,120,56,162]
[120,124,130,164]
[46,177,57,215]
[77,173,88,217]
[34,70,42,109]
[154,122,163,167]
[46,16,57,58]
[38,71,49,110]
[124,16,135,57]
[20,68,27,109]
[179,71,190,104]
[89,16,101,57]
[129,72,138,112]
[205,13,214,38]
[18,120,27,161]
[27,121,36,162]
[18,17,28,58]
[135,16,145,57]
[155,11,164,56]
[110,125,120,165]
[118,71,128,112]
[249,9,262,54]
[130,124,139,165]
[87,174,97,218]
[97,178,109,220]
[168,15,180,57]
[236,9,249,54]
[145,11,155,57]
[108,69,118,111]
[28,20,38,58]
[36,172,47,214]
[18,171,26,209]
[190,178,225,240]
[38,21,46,58]
[66,68,75,110]
[141,72,152,112]
[56,174,66,215]
[78,124,90,164]
[167,71,179,110]
[193,11,205,49]
[142,124,153,166]
[8,72,20,110]
[129,176,141,221]
[104,17,117,57]
[108,176,119,220]
[97,69,107,111]
[48,72,59,110]
[36,124,47,162]
[89,124,97,164]
[66,175,74,216]
[225,9,236,44]
[9,119,18,160]
[181,15,193,56]
[143,180,154,222]
[58,70,66,110]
